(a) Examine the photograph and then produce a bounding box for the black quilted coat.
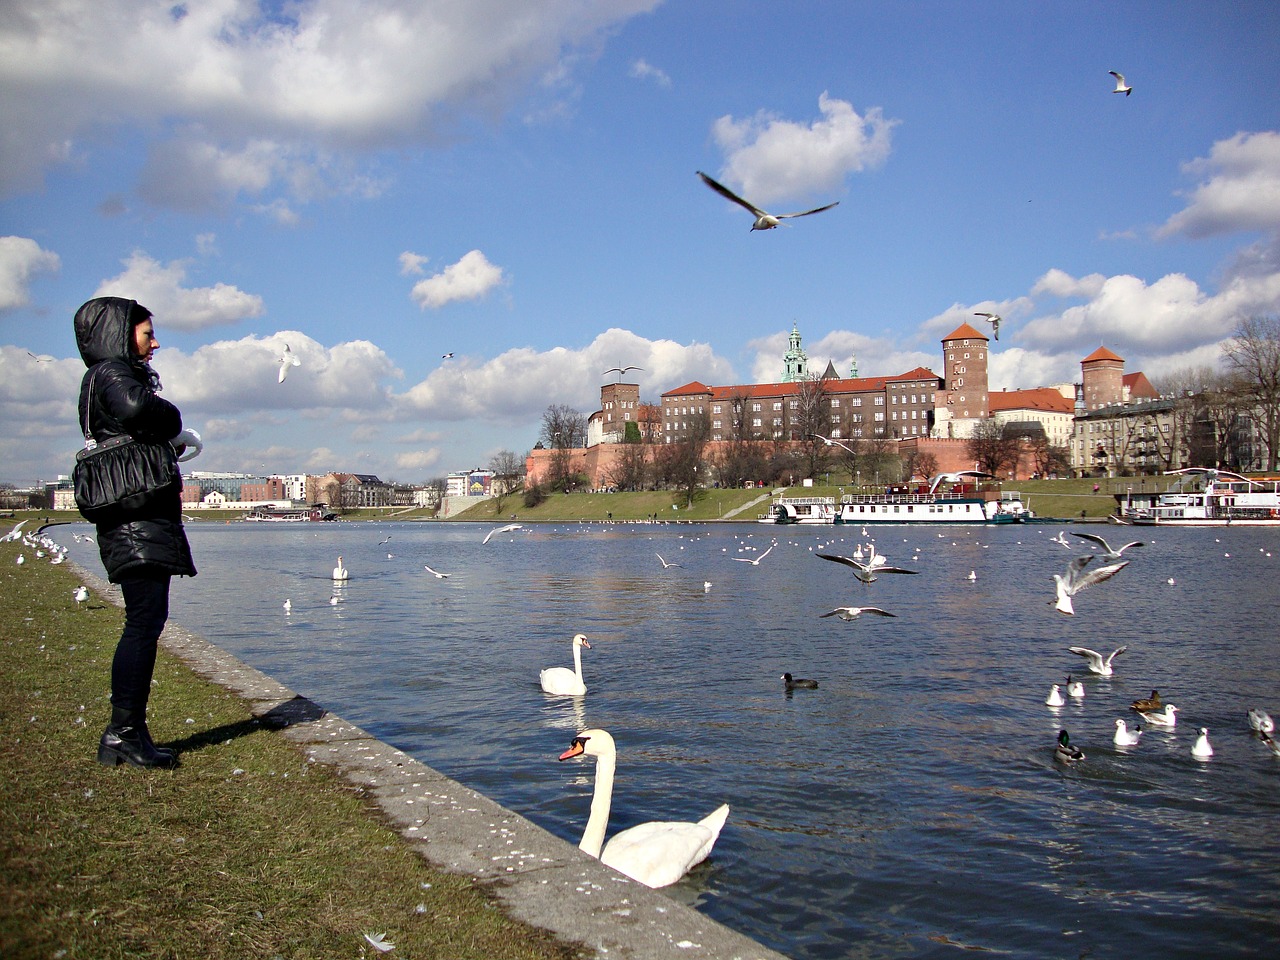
[74,297,196,582]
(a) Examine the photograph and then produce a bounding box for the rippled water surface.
[65,520,1280,959]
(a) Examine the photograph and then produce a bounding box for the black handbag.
[73,367,179,523]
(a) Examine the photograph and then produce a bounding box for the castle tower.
[1080,346,1124,410]
[849,351,859,379]
[780,323,809,383]
[939,322,990,420]
[599,381,641,443]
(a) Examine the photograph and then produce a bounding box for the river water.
[62,519,1280,959]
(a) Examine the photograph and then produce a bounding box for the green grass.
[448,476,1166,524]
[450,486,776,523]
[0,525,584,960]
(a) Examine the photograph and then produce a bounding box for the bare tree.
[540,404,588,450]
[488,449,525,514]
[966,419,1021,476]
[658,410,711,506]
[1222,315,1280,470]
[603,442,651,491]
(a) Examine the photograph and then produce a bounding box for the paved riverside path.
[74,561,789,960]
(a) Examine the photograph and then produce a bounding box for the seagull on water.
[1192,727,1214,759]
[276,342,301,382]
[817,552,919,584]
[1046,684,1065,707]
[1071,531,1145,562]
[819,606,896,621]
[283,598,292,614]
[1138,704,1178,727]
[482,522,523,544]
[1248,708,1275,734]
[1066,675,1085,698]
[697,171,839,231]
[974,312,1001,340]
[1113,719,1143,747]
[1109,70,1132,96]
[1052,555,1129,615]
[1067,644,1128,676]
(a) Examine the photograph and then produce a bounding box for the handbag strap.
[82,365,102,450]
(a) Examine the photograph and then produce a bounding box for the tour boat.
[1119,468,1280,526]
[759,471,1033,525]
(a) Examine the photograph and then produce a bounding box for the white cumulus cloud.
[0,0,661,203]
[629,58,671,88]
[1158,131,1280,239]
[711,92,897,205]
[93,251,265,331]
[0,236,61,310]
[410,250,505,309]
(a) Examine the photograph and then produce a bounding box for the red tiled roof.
[887,366,942,383]
[1123,371,1159,399]
[1082,345,1123,363]
[941,322,988,342]
[663,381,712,397]
[988,387,1074,414]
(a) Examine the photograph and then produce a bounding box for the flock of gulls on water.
[1033,530,1279,766]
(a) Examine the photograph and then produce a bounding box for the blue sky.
[3,1,1279,485]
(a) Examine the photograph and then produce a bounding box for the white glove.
[173,428,203,462]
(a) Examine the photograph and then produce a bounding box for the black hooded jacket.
[75,297,196,582]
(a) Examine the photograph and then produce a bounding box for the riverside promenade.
[71,557,789,960]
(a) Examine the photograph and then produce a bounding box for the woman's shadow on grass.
[159,695,327,754]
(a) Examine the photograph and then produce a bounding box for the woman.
[75,297,197,769]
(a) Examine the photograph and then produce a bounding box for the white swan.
[332,556,349,581]
[540,633,591,696]
[559,728,729,888]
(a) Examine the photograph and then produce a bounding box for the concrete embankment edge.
[74,562,790,960]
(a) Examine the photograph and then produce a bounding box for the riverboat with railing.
[244,504,336,522]
[758,471,1033,524]
[1117,468,1280,526]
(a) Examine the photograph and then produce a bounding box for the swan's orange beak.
[559,738,586,761]
[581,639,591,649]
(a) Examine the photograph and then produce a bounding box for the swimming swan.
[332,556,349,581]
[540,633,591,696]
[559,728,729,888]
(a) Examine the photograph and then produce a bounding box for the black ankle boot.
[98,723,180,769]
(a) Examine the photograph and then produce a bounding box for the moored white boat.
[1121,468,1280,526]
[759,471,1033,525]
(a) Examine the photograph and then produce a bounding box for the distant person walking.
[75,297,197,769]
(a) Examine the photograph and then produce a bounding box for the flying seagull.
[656,553,681,569]
[1109,70,1132,96]
[732,543,775,566]
[974,312,1001,340]
[819,606,896,621]
[277,343,301,382]
[26,351,54,362]
[423,564,450,579]
[697,171,839,231]
[817,552,919,584]
[441,352,454,360]
[1070,531,1144,562]
[603,365,643,380]
[1052,555,1129,615]
[1067,644,1128,676]
[482,522,523,545]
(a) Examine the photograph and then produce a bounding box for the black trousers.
[112,574,171,717]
